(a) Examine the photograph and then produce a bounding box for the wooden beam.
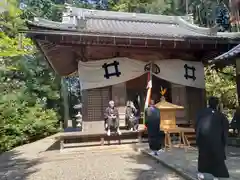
[35,40,59,74]
[30,33,240,51]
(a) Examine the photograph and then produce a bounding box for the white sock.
[158,149,164,152]
[197,173,204,180]
[150,151,158,156]
[117,129,121,135]
[107,130,111,136]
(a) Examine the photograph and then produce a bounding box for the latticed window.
[87,87,110,122]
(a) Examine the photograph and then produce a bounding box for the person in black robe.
[195,96,229,179]
[145,100,165,156]
[104,100,121,136]
[125,101,139,131]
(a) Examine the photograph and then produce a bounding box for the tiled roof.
[27,6,240,39]
[214,44,240,60]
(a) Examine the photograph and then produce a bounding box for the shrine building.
[26,6,240,132]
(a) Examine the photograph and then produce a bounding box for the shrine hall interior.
[126,74,172,107]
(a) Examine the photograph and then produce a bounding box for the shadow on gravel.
[45,140,60,151]
[0,150,41,180]
[122,144,184,180]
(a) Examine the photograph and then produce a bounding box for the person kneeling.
[104,100,121,136]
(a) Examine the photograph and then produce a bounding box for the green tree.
[205,66,237,118]
[20,0,65,21]
[0,0,60,152]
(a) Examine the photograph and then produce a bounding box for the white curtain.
[78,57,146,90]
[154,60,205,89]
[78,57,205,90]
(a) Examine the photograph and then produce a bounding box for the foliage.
[205,66,237,118]
[0,93,59,152]
[0,32,33,57]
[0,0,61,152]
[0,0,25,36]
[20,0,65,21]
[108,0,174,13]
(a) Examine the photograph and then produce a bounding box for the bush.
[0,92,59,153]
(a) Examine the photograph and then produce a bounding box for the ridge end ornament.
[102,61,121,79]
[184,64,196,81]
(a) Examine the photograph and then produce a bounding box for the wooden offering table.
[163,127,196,151]
[155,96,196,151]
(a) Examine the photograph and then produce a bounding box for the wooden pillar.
[236,58,240,105]
[112,83,127,127]
[81,90,88,122]
[61,78,71,129]
[173,0,181,10]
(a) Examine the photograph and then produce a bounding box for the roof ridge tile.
[64,6,181,24]
[26,6,240,40]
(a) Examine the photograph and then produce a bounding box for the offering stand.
[155,95,195,151]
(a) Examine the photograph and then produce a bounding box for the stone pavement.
[0,142,185,180]
[1,133,240,180]
[0,133,60,169]
[143,147,240,180]
[0,134,186,180]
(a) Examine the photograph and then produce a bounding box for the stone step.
[63,138,148,149]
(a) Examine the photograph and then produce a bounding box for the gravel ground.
[1,145,185,180]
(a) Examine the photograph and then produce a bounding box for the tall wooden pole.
[236,58,240,105]
[186,0,189,15]
[61,77,71,129]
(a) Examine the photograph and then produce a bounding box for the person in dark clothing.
[145,100,165,156]
[231,106,240,136]
[195,96,229,179]
[104,100,121,136]
[125,101,139,131]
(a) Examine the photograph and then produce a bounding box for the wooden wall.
[171,84,206,126]
[186,87,206,126]
[171,84,188,125]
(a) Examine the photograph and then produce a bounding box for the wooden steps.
[63,138,148,149]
